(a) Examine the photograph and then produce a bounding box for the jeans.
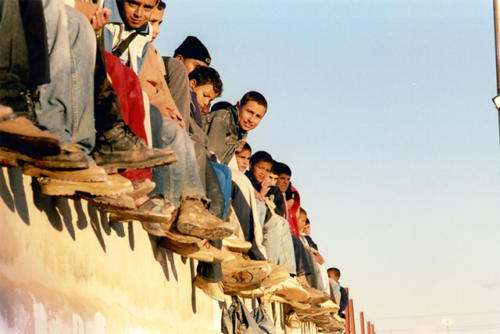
[210,162,231,220]
[151,115,205,205]
[37,0,96,154]
[262,214,296,274]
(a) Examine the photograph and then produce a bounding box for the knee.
[66,6,96,56]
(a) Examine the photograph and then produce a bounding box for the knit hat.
[174,36,211,65]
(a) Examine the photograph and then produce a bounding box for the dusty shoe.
[222,256,272,292]
[222,235,252,252]
[160,236,235,263]
[79,193,136,210]
[274,277,310,303]
[31,144,89,170]
[93,124,177,173]
[128,179,155,200]
[319,300,340,313]
[305,287,331,305]
[193,275,225,302]
[38,174,133,197]
[177,198,233,240]
[261,263,290,289]
[333,313,346,323]
[23,161,107,182]
[109,195,176,225]
[0,116,61,156]
[284,310,301,329]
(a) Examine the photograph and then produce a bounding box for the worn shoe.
[160,236,235,263]
[319,300,340,313]
[222,235,252,252]
[193,275,225,302]
[261,264,290,289]
[23,161,107,182]
[109,196,176,225]
[38,174,133,197]
[177,198,233,240]
[79,193,136,210]
[304,287,331,305]
[128,179,155,200]
[222,256,272,292]
[93,124,177,173]
[274,277,310,303]
[31,144,89,170]
[284,310,301,329]
[0,116,61,156]
[333,313,346,323]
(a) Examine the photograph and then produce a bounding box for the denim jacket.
[202,106,247,165]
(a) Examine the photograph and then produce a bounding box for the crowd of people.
[0,0,350,331]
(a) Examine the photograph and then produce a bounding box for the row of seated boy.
[0,0,349,314]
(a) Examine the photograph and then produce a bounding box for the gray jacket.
[202,106,247,165]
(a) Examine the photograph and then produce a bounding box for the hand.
[91,8,111,31]
[254,189,264,202]
[0,104,14,120]
[153,100,186,129]
[74,1,99,21]
[260,179,270,198]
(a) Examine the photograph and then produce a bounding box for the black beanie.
[174,36,211,65]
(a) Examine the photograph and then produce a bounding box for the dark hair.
[157,1,166,10]
[327,267,341,278]
[241,142,252,153]
[305,218,310,225]
[240,91,267,109]
[271,161,280,175]
[189,66,223,95]
[299,207,307,216]
[210,101,232,113]
[274,162,292,177]
[250,151,273,166]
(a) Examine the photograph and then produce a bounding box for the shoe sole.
[0,131,60,157]
[177,221,233,241]
[96,150,177,174]
[159,237,217,263]
[23,165,107,182]
[78,193,136,210]
[0,148,86,170]
[39,177,133,197]
[109,209,175,224]
[0,149,20,167]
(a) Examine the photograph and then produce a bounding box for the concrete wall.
[0,167,315,334]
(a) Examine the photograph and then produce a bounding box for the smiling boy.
[202,91,267,165]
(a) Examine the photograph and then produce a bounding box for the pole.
[371,323,375,334]
[367,321,372,334]
[348,299,356,334]
[345,288,350,334]
[359,312,366,334]
[493,0,500,140]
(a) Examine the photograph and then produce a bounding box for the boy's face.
[190,82,218,113]
[268,172,278,186]
[150,8,164,41]
[235,149,251,172]
[328,271,339,281]
[120,0,157,29]
[303,223,310,235]
[176,55,207,74]
[297,211,307,232]
[237,100,267,131]
[251,160,273,184]
[277,173,291,193]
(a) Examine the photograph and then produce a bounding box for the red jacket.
[105,51,151,181]
[288,185,301,237]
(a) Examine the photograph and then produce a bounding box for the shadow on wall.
[0,167,196,306]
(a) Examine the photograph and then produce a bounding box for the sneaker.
[93,123,177,173]
[109,196,176,225]
[128,179,155,200]
[222,235,252,252]
[0,116,61,156]
[333,313,346,323]
[38,174,133,197]
[176,197,233,240]
[193,275,225,302]
[23,161,107,182]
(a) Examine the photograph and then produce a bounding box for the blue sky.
[155,1,500,332]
